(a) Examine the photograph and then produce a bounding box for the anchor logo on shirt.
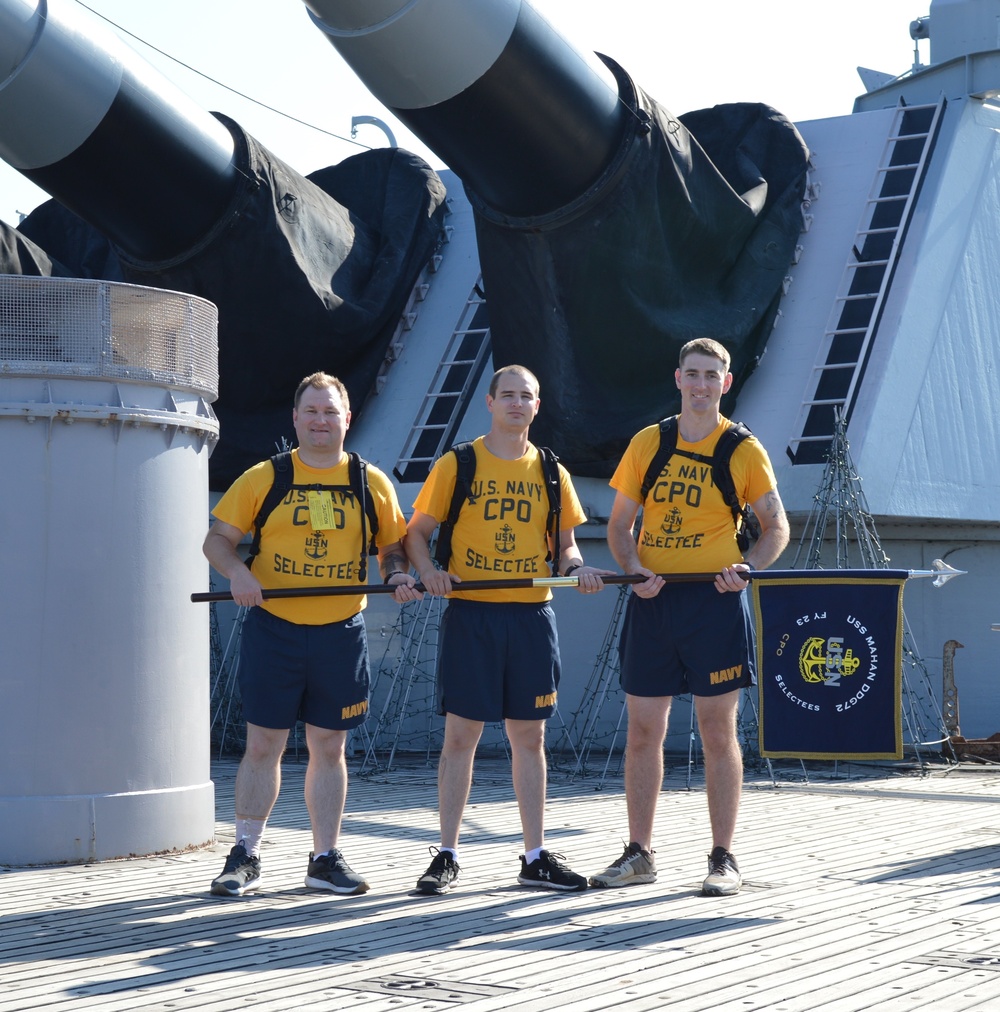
[305,534,328,560]
[495,524,516,555]
[661,507,682,536]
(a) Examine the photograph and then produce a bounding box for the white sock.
[524,846,544,865]
[439,846,459,862]
[235,817,267,858]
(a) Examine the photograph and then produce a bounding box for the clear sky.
[0,0,927,225]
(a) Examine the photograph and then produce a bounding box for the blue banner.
[752,572,906,759]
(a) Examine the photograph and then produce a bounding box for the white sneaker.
[702,846,741,896]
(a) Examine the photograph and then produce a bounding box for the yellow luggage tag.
[307,490,337,530]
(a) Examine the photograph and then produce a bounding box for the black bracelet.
[383,571,405,585]
[563,562,583,577]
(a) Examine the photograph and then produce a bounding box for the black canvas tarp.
[14,114,447,488]
[0,219,74,278]
[470,56,810,477]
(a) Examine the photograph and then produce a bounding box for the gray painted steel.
[0,0,231,174]
[0,0,121,169]
[304,0,522,109]
[0,277,219,865]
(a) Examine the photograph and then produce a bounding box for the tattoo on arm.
[762,490,785,522]
[380,551,407,580]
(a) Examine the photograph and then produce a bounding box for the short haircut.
[678,338,731,373]
[489,364,540,398]
[294,372,350,411]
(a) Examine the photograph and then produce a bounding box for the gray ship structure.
[0,0,998,863]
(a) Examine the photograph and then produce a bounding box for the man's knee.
[625,697,671,748]
[695,694,741,753]
[506,718,545,752]
[243,724,289,765]
[443,714,484,754]
[305,726,348,764]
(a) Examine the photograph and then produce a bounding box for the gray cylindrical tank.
[0,275,219,865]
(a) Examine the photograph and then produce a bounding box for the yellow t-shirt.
[414,437,588,603]
[213,450,407,624]
[610,417,777,574]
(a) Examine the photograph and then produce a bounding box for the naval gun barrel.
[0,0,238,262]
[0,0,448,487]
[303,0,628,217]
[302,0,809,477]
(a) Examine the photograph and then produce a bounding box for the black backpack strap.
[640,416,679,502]
[247,451,294,569]
[537,446,563,574]
[433,441,477,569]
[710,421,760,553]
[348,452,379,583]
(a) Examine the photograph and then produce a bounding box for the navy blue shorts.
[238,607,370,731]
[436,599,560,722]
[618,582,754,698]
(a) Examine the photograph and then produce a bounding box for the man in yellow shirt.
[204,372,415,897]
[401,365,611,894]
[590,339,789,896]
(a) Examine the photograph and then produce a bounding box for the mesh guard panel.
[0,276,217,399]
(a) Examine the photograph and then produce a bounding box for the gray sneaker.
[305,850,370,895]
[589,842,657,888]
[210,843,261,897]
[702,846,741,896]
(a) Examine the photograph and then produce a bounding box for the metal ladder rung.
[434,356,479,370]
[867,195,909,206]
[875,161,921,173]
[810,363,858,375]
[887,130,932,142]
[855,226,901,237]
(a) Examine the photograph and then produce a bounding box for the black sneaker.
[210,843,261,897]
[305,850,369,895]
[702,846,742,896]
[517,850,587,891]
[416,847,461,895]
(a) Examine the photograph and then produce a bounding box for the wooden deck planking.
[3,760,1000,1012]
[441,904,996,1012]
